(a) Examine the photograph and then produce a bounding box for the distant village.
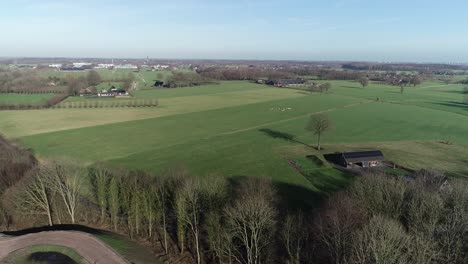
[48,62,175,71]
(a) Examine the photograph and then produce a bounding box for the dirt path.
[0,231,129,264]
[220,100,371,136]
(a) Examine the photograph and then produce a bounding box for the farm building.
[154,81,164,87]
[266,79,305,87]
[338,150,385,168]
[79,87,97,97]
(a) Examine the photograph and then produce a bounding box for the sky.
[1,0,468,62]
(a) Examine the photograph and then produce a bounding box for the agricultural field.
[1,79,468,200]
[0,93,58,107]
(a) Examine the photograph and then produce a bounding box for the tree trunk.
[47,209,53,226]
[317,132,321,150]
[195,230,201,264]
[163,211,168,254]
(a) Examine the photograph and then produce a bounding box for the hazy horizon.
[2,0,468,63]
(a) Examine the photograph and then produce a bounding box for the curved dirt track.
[0,231,129,264]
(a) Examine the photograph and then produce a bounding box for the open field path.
[220,100,372,136]
[0,231,129,264]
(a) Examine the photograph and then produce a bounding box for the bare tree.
[87,70,102,86]
[10,166,55,226]
[154,175,169,254]
[306,113,332,150]
[175,185,188,254]
[282,211,309,264]
[350,174,407,219]
[109,174,120,231]
[49,160,83,224]
[177,177,205,264]
[358,77,369,88]
[349,215,412,264]
[90,165,110,224]
[314,193,366,263]
[410,76,422,87]
[66,75,88,96]
[206,212,236,264]
[139,175,159,241]
[225,178,277,264]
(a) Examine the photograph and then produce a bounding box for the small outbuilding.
[154,81,164,87]
[339,150,385,168]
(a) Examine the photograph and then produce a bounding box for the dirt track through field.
[0,231,128,264]
[220,100,372,136]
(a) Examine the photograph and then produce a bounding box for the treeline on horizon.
[0,135,467,264]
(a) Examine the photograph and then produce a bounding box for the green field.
[1,80,468,199]
[0,93,57,106]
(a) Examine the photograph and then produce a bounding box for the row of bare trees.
[87,167,285,264]
[197,67,296,81]
[2,162,290,263]
[56,99,159,109]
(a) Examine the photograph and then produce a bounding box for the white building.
[154,64,170,70]
[73,62,93,68]
[49,64,62,69]
[114,64,138,69]
[95,64,115,69]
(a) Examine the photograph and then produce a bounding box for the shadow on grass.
[229,160,355,213]
[228,176,324,212]
[340,85,361,89]
[442,90,468,94]
[431,101,468,110]
[259,128,314,148]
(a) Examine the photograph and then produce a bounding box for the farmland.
[0,93,58,107]
[1,79,468,194]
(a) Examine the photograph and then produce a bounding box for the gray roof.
[342,150,384,163]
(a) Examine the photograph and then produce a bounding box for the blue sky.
[1,0,467,62]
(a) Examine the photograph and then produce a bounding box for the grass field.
[0,93,57,106]
[2,79,468,200]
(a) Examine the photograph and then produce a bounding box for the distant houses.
[114,64,138,69]
[46,61,175,71]
[98,87,129,97]
[80,86,129,98]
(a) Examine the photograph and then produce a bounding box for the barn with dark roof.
[338,150,385,168]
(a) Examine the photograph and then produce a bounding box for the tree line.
[197,67,295,81]
[56,99,159,109]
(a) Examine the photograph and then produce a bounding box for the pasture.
[0,93,57,107]
[1,79,468,197]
